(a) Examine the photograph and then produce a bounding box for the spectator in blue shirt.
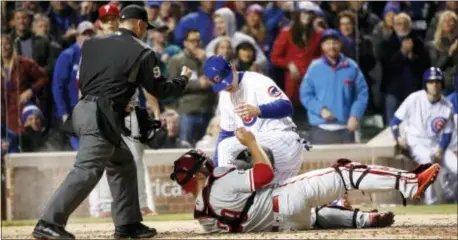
[300,29,369,144]
[173,1,215,47]
[52,21,95,150]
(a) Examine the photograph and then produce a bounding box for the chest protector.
[194,169,256,233]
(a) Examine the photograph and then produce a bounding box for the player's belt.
[272,195,280,232]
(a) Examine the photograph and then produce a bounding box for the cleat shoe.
[414,163,440,200]
[114,222,157,239]
[32,220,75,240]
[369,211,395,228]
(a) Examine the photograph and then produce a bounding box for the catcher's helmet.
[170,150,215,186]
[423,67,444,89]
[234,146,275,170]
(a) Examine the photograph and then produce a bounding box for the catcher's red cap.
[98,3,120,20]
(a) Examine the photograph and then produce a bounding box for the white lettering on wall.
[150,178,183,197]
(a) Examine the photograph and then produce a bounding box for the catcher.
[170,128,440,233]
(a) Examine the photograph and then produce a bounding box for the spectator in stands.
[241,4,267,53]
[427,10,458,94]
[233,1,247,30]
[21,1,43,15]
[76,1,97,24]
[195,115,221,149]
[145,22,181,76]
[263,2,290,56]
[378,13,430,123]
[32,14,61,49]
[174,1,215,47]
[160,109,192,149]
[348,1,380,37]
[372,2,400,59]
[214,37,234,61]
[52,21,95,150]
[144,1,162,25]
[19,104,47,152]
[426,1,458,42]
[168,29,216,146]
[271,2,323,107]
[300,29,368,144]
[1,104,18,157]
[1,34,48,135]
[46,1,78,48]
[206,7,268,71]
[338,10,376,117]
[233,41,261,73]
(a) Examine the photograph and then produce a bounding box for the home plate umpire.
[32,4,192,240]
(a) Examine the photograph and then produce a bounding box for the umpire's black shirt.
[78,28,188,110]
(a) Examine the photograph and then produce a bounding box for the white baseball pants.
[89,135,155,216]
[217,131,303,184]
[407,136,457,205]
[273,164,419,230]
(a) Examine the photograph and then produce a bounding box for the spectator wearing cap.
[174,2,215,47]
[145,22,181,76]
[168,29,216,145]
[46,1,78,49]
[271,2,324,107]
[372,2,400,59]
[347,1,380,37]
[144,1,162,25]
[377,13,430,123]
[52,21,95,150]
[206,7,268,71]
[241,4,267,53]
[19,104,47,152]
[1,34,48,135]
[426,1,458,42]
[427,10,458,94]
[97,3,120,35]
[300,29,368,144]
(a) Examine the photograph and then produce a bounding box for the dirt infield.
[2,214,456,239]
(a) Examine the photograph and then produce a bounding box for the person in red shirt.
[271,2,323,106]
[1,34,48,135]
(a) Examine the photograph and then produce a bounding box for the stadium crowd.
[0,1,457,156]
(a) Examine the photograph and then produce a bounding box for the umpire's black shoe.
[32,220,75,239]
[114,222,157,239]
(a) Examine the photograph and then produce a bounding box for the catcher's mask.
[170,150,215,187]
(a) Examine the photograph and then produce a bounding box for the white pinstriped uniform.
[217,72,303,183]
[394,90,456,204]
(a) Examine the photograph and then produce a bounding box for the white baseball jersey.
[217,72,303,183]
[394,90,456,205]
[394,90,454,146]
[218,71,296,132]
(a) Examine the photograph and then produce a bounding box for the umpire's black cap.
[120,5,155,29]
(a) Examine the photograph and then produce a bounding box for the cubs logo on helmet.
[243,116,257,126]
[430,117,446,134]
[268,86,281,98]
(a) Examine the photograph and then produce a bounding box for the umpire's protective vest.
[62,29,151,148]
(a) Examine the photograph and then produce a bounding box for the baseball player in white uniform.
[87,3,156,217]
[390,67,456,205]
[169,127,440,233]
[203,56,309,184]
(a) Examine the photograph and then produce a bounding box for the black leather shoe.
[32,220,75,239]
[114,222,157,239]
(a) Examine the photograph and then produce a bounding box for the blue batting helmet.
[423,67,444,88]
[203,55,234,93]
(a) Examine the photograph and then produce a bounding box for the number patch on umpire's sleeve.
[152,66,161,78]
